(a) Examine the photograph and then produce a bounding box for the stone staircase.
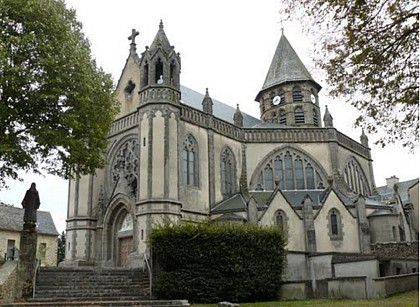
[1,267,190,306]
[31,267,150,302]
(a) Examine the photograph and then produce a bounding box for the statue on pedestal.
[16,182,40,299]
[21,182,40,224]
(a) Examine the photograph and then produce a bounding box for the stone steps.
[31,267,152,303]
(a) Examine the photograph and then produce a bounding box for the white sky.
[1,0,418,233]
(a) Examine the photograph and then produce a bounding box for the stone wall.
[0,261,18,304]
[279,280,313,300]
[371,241,419,260]
[327,276,367,299]
[373,273,419,298]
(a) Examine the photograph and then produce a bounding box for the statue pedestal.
[16,223,38,299]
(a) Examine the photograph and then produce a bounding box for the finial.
[278,10,284,35]
[233,104,244,127]
[159,19,164,29]
[128,28,139,45]
[202,88,213,115]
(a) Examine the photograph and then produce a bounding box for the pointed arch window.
[182,135,198,186]
[275,210,287,232]
[142,61,149,88]
[284,153,293,190]
[221,147,236,197]
[279,110,286,125]
[254,150,325,191]
[305,164,315,189]
[294,107,305,125]
[263,165,274,191]
[155,58,163,83]
[294,156,304,189]
[274,156,283,189]
[344,158,370,196]
[331,212,338,235]
[328,209,343,240]
[292,86,303,102]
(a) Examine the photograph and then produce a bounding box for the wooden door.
[118,236,133,267]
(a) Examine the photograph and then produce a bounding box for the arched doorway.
[102,199,136,267]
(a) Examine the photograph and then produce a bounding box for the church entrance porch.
[102,199,139,268]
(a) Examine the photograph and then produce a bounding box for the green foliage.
[57,231,65,265]
[149,222,287,303]
[282,0,418,150]
[0,0,119,188]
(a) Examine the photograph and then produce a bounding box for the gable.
[0,204,59,236]
[115,54,141,118]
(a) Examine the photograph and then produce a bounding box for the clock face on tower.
[272,95,281,105]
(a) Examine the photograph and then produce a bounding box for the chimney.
[386,175,399,190]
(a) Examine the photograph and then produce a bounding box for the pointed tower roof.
[149,20,172,53]
[323,105,334,127]
[258,33,321,97]
[233,104,244,127]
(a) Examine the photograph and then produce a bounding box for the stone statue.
[21,183,40,224]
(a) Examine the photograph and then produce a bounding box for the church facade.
[64,22,415,277]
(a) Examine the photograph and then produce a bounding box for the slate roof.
[375,178,419,205]
[180,85,261,128]
[0,203,59,236]
[211,194,248,214]
[367,209,397,218]
[256,33,321,100]
[281,190,328,207]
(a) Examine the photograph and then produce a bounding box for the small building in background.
[0,202,59,267]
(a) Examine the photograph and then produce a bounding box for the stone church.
[64,21,415,278]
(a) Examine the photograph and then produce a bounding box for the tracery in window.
[343,158,369,196]
[111,138,139,198]
[294,107,305,125]
[182,135,198,186]
[254,150,325,191]
[221,147,236,196]
[292,86,303,102]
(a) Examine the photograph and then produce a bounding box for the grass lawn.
[192,290,419,307]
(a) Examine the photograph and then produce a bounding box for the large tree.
[0,0,119,188]
[282,0,418,150]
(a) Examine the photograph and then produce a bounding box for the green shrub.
[149,222,286,303]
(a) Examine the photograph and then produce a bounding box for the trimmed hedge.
[149,222,286,303]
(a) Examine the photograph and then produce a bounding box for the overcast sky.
[1,0,418,233]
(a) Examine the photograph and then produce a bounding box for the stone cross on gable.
[128,29,139,45]
[278,10,284,35]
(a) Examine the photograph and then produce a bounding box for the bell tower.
[255,31,322,127]
[138,20,181,105]
[136,21,183,257]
